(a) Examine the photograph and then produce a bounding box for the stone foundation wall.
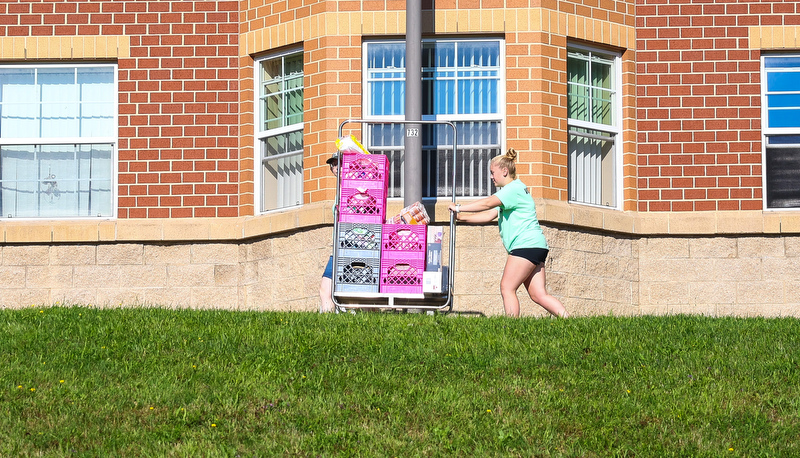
[454,227,800,318]
[0,227,332,312]
[450,224,640,317]
[2,201,800,317]
[638,236,800,317]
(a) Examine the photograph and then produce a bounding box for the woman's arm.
[448,195,502,223]
[455,208,498,223]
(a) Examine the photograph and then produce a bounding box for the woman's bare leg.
[319,277,334,313]
[499,255,538,317]
[524,264,568,318]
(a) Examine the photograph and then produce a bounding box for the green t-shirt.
[494,179,547,252]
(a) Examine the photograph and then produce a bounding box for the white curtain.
[0,66,115,217]
[0,144,112,217]
[1,69,39,137]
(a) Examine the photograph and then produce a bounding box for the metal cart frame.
[331,119,458,313]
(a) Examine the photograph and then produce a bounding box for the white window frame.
[254,48,304,213]
[0,63,118,219]
[760,53,800,210]
[567,43,622,209]
[362,38,505,199]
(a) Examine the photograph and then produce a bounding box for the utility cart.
[331,120,458,313]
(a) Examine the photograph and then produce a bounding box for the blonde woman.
[448,149,568,318]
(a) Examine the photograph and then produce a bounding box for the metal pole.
[404,0,422,206]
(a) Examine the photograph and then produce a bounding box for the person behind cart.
[448,149,569,319]
[319,153,339,313]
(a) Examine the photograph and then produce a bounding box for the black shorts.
[509,248,549,265]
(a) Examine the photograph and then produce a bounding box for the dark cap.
[326,153,339,166]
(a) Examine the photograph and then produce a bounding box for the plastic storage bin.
[340,152,388,183]
[381,224,426,256]
[339,186,386,224]
[380,257,425,294]
[335,255,381,294]
[338,153,388,224]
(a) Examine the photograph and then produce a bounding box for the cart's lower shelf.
[335,291,424,299]
[333,291,450,309]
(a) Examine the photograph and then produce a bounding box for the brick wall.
[638,234,800,316]
[0,228,332,311]
[555,0,636,25]
[302,34,363,205]
[11,0,794,219]
[504,13,637,209]
[240,1,637,208]
[635,1,797,212]
[240,1,366,210]
[1,0,241,218]
[506,30,570,201]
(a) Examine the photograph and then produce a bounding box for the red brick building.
[0,0,242,219]
[636,1,798,212]
[0,0,798,316]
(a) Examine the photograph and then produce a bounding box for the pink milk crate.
[381,224,426,257]
[339,186,386,224]
[337,222,382,256]
[380,256,425,295]
[340,152,389,183]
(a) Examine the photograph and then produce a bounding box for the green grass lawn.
[2,306,799,457]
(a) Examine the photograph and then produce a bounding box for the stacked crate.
[334,153,388,293]
[334,222,382,293]
[334,152,429,296]
[379,224,426,294]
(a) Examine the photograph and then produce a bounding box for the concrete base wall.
[637,235,800,317]
[0,227,332,312]
[3,220,799,317]
[451,224,640,317]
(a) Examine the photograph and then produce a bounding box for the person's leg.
[319,256,335,313]
[319,277,334,313]
[500,255,538,317]
[523,264,568,318]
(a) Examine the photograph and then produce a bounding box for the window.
[0,65,116,218]
[567,45,621,208]
[762,55,800,209]
[256,50,304,212]
[363,39,504,199]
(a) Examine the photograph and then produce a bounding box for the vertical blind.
[568,128,614,207]
[258,52,304,212]
[365,39,502,198]
[567,48,618,207]
[764,56,800,208]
